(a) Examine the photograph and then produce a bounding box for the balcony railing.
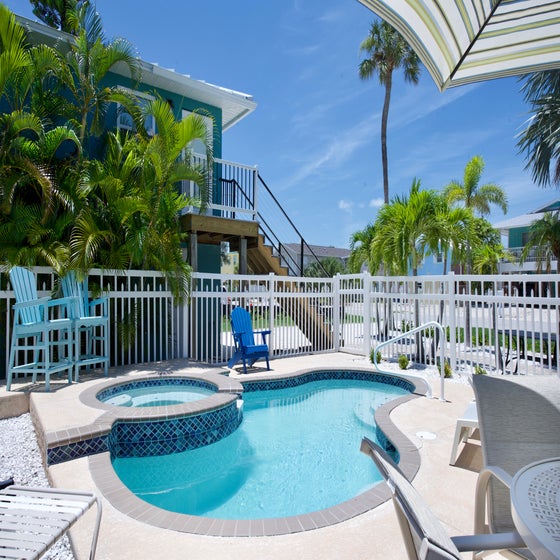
[181,156,258,219]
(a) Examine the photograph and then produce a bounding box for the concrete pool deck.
[1,353,522,560]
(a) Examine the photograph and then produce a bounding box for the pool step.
[353,401,376,428]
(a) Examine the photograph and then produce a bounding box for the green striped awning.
[357,0,560,91]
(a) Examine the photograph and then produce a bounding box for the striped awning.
[357,0,560,91]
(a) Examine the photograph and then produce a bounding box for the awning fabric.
[357,0,560,91]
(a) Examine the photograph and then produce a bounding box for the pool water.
[100,383,214,407]
[112,378,407,519]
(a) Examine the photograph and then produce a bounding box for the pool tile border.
[89,367,425,537]
[45,370,243,465]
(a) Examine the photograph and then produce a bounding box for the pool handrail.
[373,321,446,401]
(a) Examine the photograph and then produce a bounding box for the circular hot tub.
[96,377,217,408]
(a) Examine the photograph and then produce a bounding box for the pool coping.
[88,367,426,537]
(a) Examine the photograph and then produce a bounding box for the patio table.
[511,457,560,560]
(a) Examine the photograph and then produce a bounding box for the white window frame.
[116,88,156,137]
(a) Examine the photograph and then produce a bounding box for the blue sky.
[8,0,558,249]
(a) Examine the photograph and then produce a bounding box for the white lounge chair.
[0,483,102,560]
[360,438,526,560]
[449,400,478,465]
[472,375,560,559]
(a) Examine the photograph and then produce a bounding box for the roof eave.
[16,14,257,132]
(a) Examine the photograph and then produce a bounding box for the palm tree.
[0,6,82,269]
[370,179,440,359]
[444,155,508,218]
[30,0,86,34]
[63,3,141,146]
[520,211,560,273]
[348,223,376,273]
[305,257,346,278]
[444,155,507,275]
[0,118,81,269]
[359,20,420,204]
[371,179,439,276]
[518,70,560,187]
[431,195,473,275]
[70,99,212,297]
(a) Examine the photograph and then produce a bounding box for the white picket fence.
[1,268,559,380]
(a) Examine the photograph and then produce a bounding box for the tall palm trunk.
[381,73,392,205]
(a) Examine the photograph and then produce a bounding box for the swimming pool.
[111,376,409,520]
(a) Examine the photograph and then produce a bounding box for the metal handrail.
[256,174,328,276]
[373,321,447,401]
[216,173,328,276]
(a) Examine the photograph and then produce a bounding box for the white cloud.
[339,200,354,211]
[369,198,384,208]
[280,118,374,191]
[390,83,481,131]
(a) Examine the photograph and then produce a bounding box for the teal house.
[494,199,560,274]
[18,14,302,276]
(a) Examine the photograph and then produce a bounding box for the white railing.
[2,269,559,381]
[181,156,258,220]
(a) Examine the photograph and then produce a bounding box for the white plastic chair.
[472,375,560,559]
[360,437,526,560]
[449,400,478,465]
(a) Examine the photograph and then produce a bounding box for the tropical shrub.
[398,354,409,369]
[369,347,382,364]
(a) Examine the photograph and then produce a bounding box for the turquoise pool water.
[112,378,408,519]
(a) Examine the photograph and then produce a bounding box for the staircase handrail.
[256,174,328,276]
[221,174,328,276]
[373,321,447,401]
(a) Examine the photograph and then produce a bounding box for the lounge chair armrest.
[49,295,78,313]
[47,295,75,308]
[0,478,14,490]
[451,531,526,552]
[474,465,514,534]
[13,296,51,310]
[13,296,51,321]
[88,295,108,313]
[256,329,271,342]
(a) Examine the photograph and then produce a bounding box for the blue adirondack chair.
[228,307,271,373]
[60,272,109,381]
[7,267,74,391]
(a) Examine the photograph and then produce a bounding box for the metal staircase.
[181,157,327,277]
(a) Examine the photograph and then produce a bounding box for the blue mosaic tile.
[241,369,415,394]
[48,435,108,465]
[109,401,242,458]
[97,377,216,402]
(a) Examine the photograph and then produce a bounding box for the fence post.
[333,274,341,352]
[268,273,275,354]
[363,272,372,358]
[447,272,457,371]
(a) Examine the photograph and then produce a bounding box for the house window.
[181,109,213,158]
[434,252,443,263]
[116,89,156,137]
[180,109,214,210]
[521,232,529,246]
